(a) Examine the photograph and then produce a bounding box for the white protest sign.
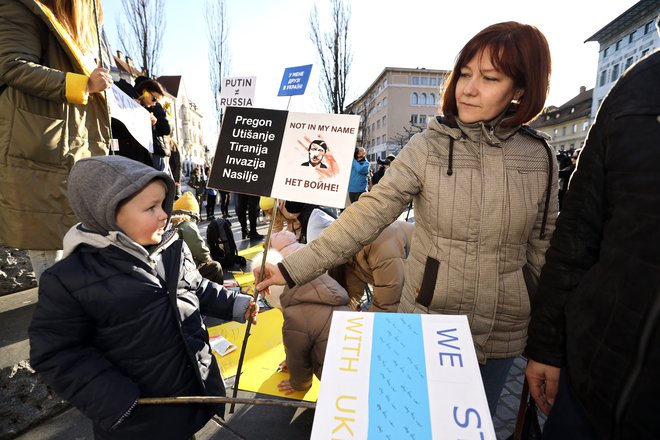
[220,76,256,107]
[105,84,153,153]
[207,107,360,208]
[311,312,495,440]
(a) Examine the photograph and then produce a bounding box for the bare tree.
[116,0,166,78]
[309,0,352,114]
[205,0,230,128]
[391,123,425,150]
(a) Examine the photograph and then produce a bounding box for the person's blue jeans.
[479,357,515,416]
[543,368,600,439]
[28,249,63,283]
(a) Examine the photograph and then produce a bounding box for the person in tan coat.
[262,231,352,394]
[256,22,558,415]
[0,0,112,280]
[315,220,414,312]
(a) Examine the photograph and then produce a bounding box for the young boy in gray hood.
[28,155,257,440]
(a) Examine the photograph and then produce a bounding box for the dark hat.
[386,154,396,161]
[377,158,391,165]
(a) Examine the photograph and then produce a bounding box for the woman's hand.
[525,359,560,416]
[86,67,113,94]
[254,262,286,292]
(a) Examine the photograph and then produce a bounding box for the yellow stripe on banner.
[208,309,320,402]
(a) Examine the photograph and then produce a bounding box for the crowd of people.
[1,1,658,437]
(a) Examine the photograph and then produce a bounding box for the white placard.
[106,84,153,153]
[311,312,494,439]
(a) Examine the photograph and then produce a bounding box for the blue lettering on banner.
[368,314,432,438]
[453,406,486,439]
[437,328,464,367]
[278,64,313,96]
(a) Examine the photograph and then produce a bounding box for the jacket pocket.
[11,108,65,165]
[416,257,439,308]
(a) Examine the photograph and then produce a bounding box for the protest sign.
[105,84,153,152]
[278,64,313,96]
[311,312,495,440]
[220,76,256,107]
[207,106,360,208]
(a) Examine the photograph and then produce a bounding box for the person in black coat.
[135,78,171,173]
[29,156,257,439]
[525,49,660,439]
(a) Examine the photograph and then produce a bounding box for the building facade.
[586,0,659,118]
[345,67,449,164]
[531,86,593,154]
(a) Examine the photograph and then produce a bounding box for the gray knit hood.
[68,156,176,236]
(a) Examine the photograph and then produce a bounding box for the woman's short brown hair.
[441,21,551,128]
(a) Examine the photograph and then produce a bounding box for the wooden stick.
[138,396,315,409]
[230,200,279,414]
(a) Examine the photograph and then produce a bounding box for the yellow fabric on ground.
[208,308,320,402]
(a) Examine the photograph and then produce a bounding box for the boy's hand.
[277,360,288,373]
[245,298,259,324]
[278,379,296,395]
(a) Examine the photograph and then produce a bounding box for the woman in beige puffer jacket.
[256,22,558,414]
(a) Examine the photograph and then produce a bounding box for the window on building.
[383,97,387,107]
[642,48,650,57]
[611,64,620,82]
[599,70,607,86]
[615,40,621,50]
[421,77,428,85]
[572,124,577,134]
[553,128,558,137]
[582,121,589,131]
[411,93,418,105]
[430,77,437,86]
[419,115,427,125]
[629,31,636,43]
[411,76,420,85]
[570,107,575,113]
[411,114,418,124]
[429,93,436,105]
[420,93,427,105]
[376,119,381,129]
[382,115,387,126]
[604,47,609,57]
[625,57,634,70]
[645,20,654,34]
[562,126,566,136]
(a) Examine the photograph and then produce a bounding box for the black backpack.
[206,218,246,269]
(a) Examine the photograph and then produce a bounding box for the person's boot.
[241,228,249,240]
[249,231,264,241]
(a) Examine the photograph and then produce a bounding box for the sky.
[101,0,639,147]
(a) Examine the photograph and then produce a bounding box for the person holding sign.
[0,0,112,281]
[255,21,557,415]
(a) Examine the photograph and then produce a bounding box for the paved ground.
[2,194,531,439]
